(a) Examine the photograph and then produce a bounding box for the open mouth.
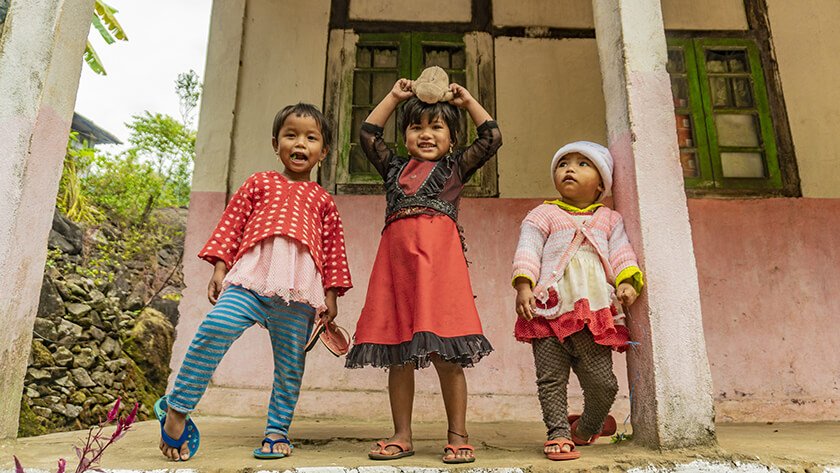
[418,142,437,150]
[289,152,308,163]
[562,175,577,183]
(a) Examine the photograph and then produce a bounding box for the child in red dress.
[345,76,502,463]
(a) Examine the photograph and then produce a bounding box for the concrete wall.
[493,0,748,30]
[178,0,840,423]
[349,0,471,22]
[766,0,840,198]
[495,37,607,197]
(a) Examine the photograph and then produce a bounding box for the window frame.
[668,36,783,191]
[322,30,498,197]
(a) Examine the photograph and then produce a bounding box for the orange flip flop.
[368,440,414,460]
[544,438,580,461]
[568,414,617,445]
[442,444,475,464]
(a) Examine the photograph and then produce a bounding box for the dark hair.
[271,103,333,150]
[399,97,462,146]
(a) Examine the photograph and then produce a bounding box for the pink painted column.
[591,0,716,447]
[0,0,95,438]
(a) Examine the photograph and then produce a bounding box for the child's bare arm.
[321,288,339,322]
[449,83,492,125]
[514,277,536,320]
[207,261,228,305]
[366,79,414,126]
[616,282,638,306]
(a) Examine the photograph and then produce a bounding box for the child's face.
[272,114,328,181]
[404,114,452,161]
[553,152,604,206]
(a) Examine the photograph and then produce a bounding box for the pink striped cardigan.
[512,203,641,317]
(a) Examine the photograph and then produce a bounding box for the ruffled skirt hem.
[345,332,493,369]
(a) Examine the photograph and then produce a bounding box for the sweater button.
[410,174,417,179]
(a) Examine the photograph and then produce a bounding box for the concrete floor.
[2,417,839,472]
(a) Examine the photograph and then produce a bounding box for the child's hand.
[207,261,228,305]
[390,78,414,102]
[448,83,474,108]
[514,281,536,321]
[616,282,638,306]
[320,288,339,323]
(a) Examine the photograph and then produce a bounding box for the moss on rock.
[121,307,174,393]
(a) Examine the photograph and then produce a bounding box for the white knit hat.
[550,141,614,202]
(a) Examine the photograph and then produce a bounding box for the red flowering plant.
[14,397,139,473]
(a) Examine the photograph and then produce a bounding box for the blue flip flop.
[253,437,293,459]
[155,396,200,461]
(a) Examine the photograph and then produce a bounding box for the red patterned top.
[198,171,352,295]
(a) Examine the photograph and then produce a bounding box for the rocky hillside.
[19,209,186,436]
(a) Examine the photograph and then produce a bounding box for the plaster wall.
[766,0,840,198]
[495,37,607,198]
[227,0,331,190]
[0,0,93,438]
[492,0,747,30]
[179,195,840,422]
[349,0,471,23]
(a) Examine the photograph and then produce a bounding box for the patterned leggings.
[532,328,619,440]
[167,285,314,437]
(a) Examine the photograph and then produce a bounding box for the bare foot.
[159,408,191,461]
[544,439,573,455]
[259,433,292,456]
[443,431,474,462]
[369,435,413,456]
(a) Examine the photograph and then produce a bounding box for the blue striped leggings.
[167,285,315,436]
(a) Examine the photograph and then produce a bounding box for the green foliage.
[73,112,195,224]
[57,133,103,224]
[85,0,128,75]
[176,70,202,127]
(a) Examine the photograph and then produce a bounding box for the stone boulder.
[121,307,174,392]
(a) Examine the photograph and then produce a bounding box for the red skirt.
[514,299,630,352]
[346,215,493,369]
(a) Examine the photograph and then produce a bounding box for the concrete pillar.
[170,0,245,389]
[0,0,94,438]
[591,0,716,448]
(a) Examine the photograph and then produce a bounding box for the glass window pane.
[352,108,369,143]
[720,152,765,178]
[356,47,372,68]
[671,78,690,109]
[705,49,749,73]
[675,114,695,148]
[424,47,450,68]
[710,77,733,108]
[384,114,396,143]
[451,48,466,69]
[353,72,370,106]
[451,72,466,87]
[372,47,398,68]
[372,72,398,103]
[680,151,700,178]
[732,77,754,108]
[349,144,373,174]
[715,114,761,147]
[667,48,685,73]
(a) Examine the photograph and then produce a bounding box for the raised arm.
[359,79,414,177]
[449,83,502,180]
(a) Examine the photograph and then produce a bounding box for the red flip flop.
[568,413,617,437]
[368,440,414,460]
[305,318,350,356]
[442,444,475,463]
[569,414,617,446]
[544,438,580,461]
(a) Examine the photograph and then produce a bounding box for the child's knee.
[430,354,462,374]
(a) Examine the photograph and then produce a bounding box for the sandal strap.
[376,440,411,453]
[444,444,475,452]
[545,438,576,449]
[447,429,469,438]
[261,437,293,450]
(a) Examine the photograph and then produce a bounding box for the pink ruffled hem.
[514,298,630,352]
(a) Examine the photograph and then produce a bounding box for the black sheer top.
[359,120,502,227]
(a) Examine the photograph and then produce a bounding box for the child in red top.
[157,103,352,462]
[346,75,502,464]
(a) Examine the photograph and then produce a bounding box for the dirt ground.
[2,417,838,472]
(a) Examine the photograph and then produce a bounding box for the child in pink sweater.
[511,141,643,461]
